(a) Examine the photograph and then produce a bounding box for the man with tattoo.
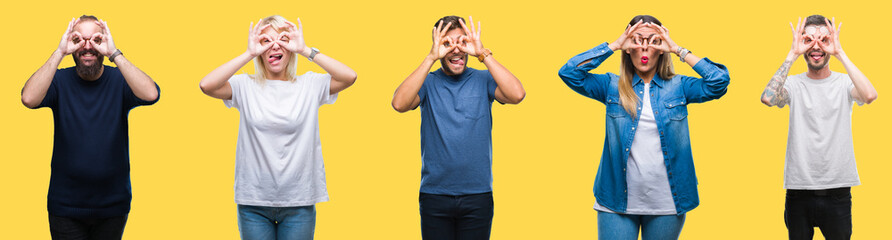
[760,15,877,240]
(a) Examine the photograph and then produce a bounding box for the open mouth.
[447,55,465,68]
[268,53,284,65]
[78,51,99,61]
[809,51,825,62]
[640,56,649,64]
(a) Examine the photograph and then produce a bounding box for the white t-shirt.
[783,71,862,190]
[595,83,675,215]
[224,72,337,207]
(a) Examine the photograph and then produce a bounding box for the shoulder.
[229,74,252,85]
[297,71,331,84]
[830,71,851,82]
[467,68,493,81]
[53,67,78,83]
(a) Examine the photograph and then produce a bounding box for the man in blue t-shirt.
[21,15,160,240]
[392,15,525,240]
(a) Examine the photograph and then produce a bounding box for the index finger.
[95,20,106,33]
[439,21,453,37]
[435,20,444,34]
[258,24,272,34]
[797,17,805,34]
[459,18,471,36]
[469,16,478,34]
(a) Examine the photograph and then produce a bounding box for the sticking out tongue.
[641,56,649,64]
[450,58,465,66]
[268,54,283,64]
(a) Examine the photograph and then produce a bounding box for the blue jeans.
[597,211,685,240]
[48,214,128,240]
[785,187,852,240]
[419,192,494,240]
[237,205,316,240]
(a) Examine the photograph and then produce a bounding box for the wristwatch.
[477,48,492,62]
[109,49,123,62]
[308,47,320,62]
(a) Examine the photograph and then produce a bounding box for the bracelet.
[677,47,691,61]
[109,49,123,62]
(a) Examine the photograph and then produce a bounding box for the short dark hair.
[434,15,464,31]
[78,15,99,22]
[628,15,662,27]
[805,15,829,27]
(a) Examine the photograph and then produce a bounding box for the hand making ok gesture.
[429,20,457,60]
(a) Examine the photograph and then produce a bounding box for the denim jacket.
[558,42,730,214]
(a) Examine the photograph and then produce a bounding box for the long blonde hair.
[618,15,676,118]
[250,15,298,83]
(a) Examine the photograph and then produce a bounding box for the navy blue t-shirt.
[417,68,499,195]
[35,66,159,218]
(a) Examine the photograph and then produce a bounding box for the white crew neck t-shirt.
[224,72,337,207]
[595,83,675,215]
[783,71,862,190]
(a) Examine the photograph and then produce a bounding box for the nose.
[83,40,93,50]
[451,46,461,54]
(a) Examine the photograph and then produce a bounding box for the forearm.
[761,58,794,107]
[836,51,877,103]
[483,56,525,104]
[200,52,253,94]
[392,56,436,112]
[114,56,158,102]
[559,43,612,81]
[22,50,65,108]
[300,48,356,84]
[680,52,702,67]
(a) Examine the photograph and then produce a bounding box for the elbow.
[21,94,39,109]
[557,67,573,81]
[198,80,213,94]
[347,72,358,84]
[391,100,410,113]
[343,72,359,88]
[760,96,773,107]
[864,92,878,104]
[391,95,411,113]
[506,90,526,104]
[143,91,160,102]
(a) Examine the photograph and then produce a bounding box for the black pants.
[49,214,128,240]
[420,192,494,240]
[784,187,852,240]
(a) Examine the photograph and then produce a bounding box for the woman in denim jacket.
[558,15,729,240]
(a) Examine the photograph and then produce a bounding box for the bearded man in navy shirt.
[21,15,160,240]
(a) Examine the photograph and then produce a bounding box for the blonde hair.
[250,15,298,83]
[618,51,675,118]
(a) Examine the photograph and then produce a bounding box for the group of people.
[21,14,876,240]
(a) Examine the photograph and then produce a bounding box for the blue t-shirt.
[35,66,160,218]
[417,68,499,195]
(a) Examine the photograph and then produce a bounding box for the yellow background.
[2,0,888,239]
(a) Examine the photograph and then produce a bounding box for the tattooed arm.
[761,18,816,108]
[761,60,793,107]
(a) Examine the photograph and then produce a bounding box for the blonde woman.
[558,15,729,240]
[199,15,356,239]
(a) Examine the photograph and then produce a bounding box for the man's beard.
[74,49,104,78]
[805,50,829,71]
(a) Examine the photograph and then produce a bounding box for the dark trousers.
[420,192,494,240]
[48,214,128,240]
[785,187,852,240]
